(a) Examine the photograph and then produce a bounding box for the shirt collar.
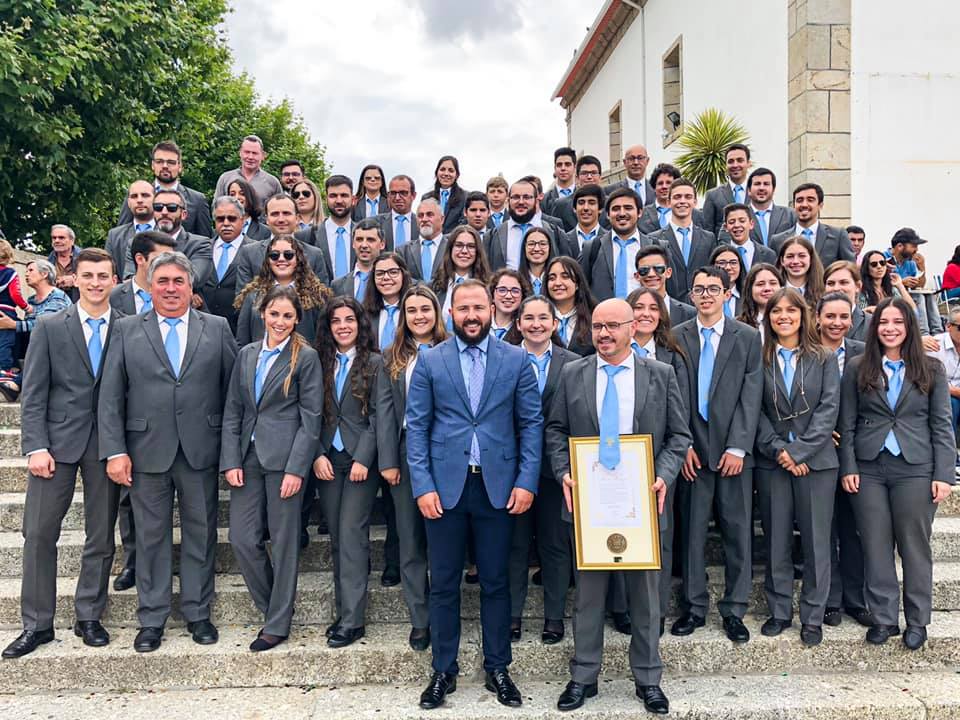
[521,341,551,359]
[337,346,357,361]
[131,277,148,296]
[456,334,490,355]
[597,353,631,370]
[157,309,190,327]
[612,230,640,244]
[77,304,110,325]
[261,335,291,354]
[640,337,657,356]
[797,220,820,236]
[577,223,600,236]
[697,315,725,336]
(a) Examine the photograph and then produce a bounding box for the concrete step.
[4,671,959,720]
[3,614,960,692]
[0,403,20,427]
[0,429,19,457]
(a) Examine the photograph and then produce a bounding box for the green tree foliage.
[673,108,750,196]
[0,0,326,250]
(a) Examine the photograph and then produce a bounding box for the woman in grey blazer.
[710,245,746,320]
[313,296,382,649]
[755,288,840,646]
[221,285,323,652]
[839,296,955,650]
[376,285,448,651]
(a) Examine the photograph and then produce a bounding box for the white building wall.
[850,0,960,276]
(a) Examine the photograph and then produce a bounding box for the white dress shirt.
[928,331,960,388]
[696,315,745,457]
[78,305,111,348]
[214,236,240,273]
[596,355,635,433]
[157,310,189,370]
[324,218,352,275]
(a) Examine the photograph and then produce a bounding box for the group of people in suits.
[3,137,955,716]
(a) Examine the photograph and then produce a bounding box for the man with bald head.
[545,298,689,713]
[107,180,155,277]
[398,198,446,284]
[604,145,655,208]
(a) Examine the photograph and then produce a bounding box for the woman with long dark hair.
[221,285,323,652]
[545,256,596,356]
[353,164,388,221]
[291,178,325,230]
[517,227,556,296]
[755,288,840,647]
[488,269,530,340]
[839,297,954,650]
[710,244,746,318]
[312,296,382,649]
[423,155,466,233]
[859,250,916,314]
[738,263,784,338]
[227,179,270,240]
[431,225,491,328]
[361,251,412,351]
[776,236,824,308]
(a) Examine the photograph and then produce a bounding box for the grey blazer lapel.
[143,312,177,378]
[543,345,565,400]
[498,225,509,265]
[600,236,615,278]
[631,357,651,432]
[893,376,915,413]
[708,323,737,396]
[179,311,204,377]
[65,307,94,377]
[581,359,600,435]
[258,344,293,403]
[815,225,827,255]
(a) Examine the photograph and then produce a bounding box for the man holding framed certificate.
[545,298,690,713]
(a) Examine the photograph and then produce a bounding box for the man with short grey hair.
[214,135,283,208]
[48,224,81,303]
[99,250,237,653]
[201,196,257,332]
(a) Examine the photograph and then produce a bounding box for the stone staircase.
[1,401,959,719]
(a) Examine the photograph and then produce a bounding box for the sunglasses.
[214,215,241,223]
[153,202,182,212]
[291,190,312,199]
[636,265,667,276]
[868,260,888,268]
[268,250,296,261]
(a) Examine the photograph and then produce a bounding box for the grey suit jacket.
[637,205,707,235]
[843,337,865,363]
[838,355,955,481]
[106,223,137,279]
[318,353,382,468]
[674,317,763,470]
[552,195,612,233]
[109,280,137,316]
[756,350,840,471]
[329,273,357,299]
[771,223,855,268]
[234,237,330,291]
[200,235,258,333]
[545,354,691,523]
[220,341,323,478]
[847,307,868,342]
[603,178,655,207]
[352,195,389,222]
[702,183,740,237]
[375,211,417,250]
[581,231,655,302]
[123,229,214,287]
[295,224,355,282]
[484,221,565,272]
[21,305,124,463]
[376,351,410,472]
[749,204,796,246]
[398,237,447,282]
[651,226,719,301]
[236,290,321,347]
[98,309,238,473]
[668,298,697,326]
[118,184,211,238]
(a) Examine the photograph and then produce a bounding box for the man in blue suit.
[406,279,543,710]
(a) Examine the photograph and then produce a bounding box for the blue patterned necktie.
[492,212,503,228]
[802,228,814,242]
[528,351,550,395]
[578,228,597,247]
[466,346,484,466]
[559,187,572,198]
[163,317,181,377]
[493,327,507,340]
[724,296,735,318]
[86,318,105,377]
[698,327,715,421]
[518,223,531,248]
[633,181,644,202]
[733,185,744,204]
[135,223,151,233]
[381,305,398,349]
[613,237,634,298]
[736,244,748,269]
[332,353,350,451]
[657,206,671,229]
[779,347,796,398]
[335,226,348,278]
[367,198,378,218]
[754,210,770,245]
[216,240,233,281]
[558,315,571,345]
[421,240,434,282]
[599,364,627,469]
[136,289,152,315]
[678,227,691,264]
[883,359,904,455]
[254,346,281,402]
[532,277,543,296]
[836,345,845,374]
[632,341,648,359]
[440,189,450,213]
[395,216,407,248]
[355,270,369,301]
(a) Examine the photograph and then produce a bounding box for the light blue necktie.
[467,346,484,466]
[657,206,671,229]
[421,240,434,282]
[599,364,627,469]
[733,185,744,204]
[578,228,597,247]
[367,198,378,218]
[558,316,571,345]
[632,341,648,359]
[529,351,550,395]
[754,210,770,245]
[724,296,735,318]
[444,278,465,332]
[354,270,369,301]
[779,347,796,399]
[216,241,233,281]
[163,317,181,378]
[493,327,507,340]
[492,212,503,228]
[135,223,151,233]
[836,345,845,374]
[241,219,251,237]
[395,216,407,248]
[532,277,543,296]
[332,353,350,451]
[736,244,748,270]
[802,228,814,242]
[613,237,633,298]
[136,289,152,315]
[559,188,573,198]
[85,318,105,377]
[380,305,398,349]
[679,227,691,265]
[883,359,904,456]
[254,346,281,402]
[518,223,531,252]
[633,181,644,202]
[698,327,715,421]
[440,189,450,213]
[335,226,348,278]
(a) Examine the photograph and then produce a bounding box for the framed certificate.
[570,434,661,570]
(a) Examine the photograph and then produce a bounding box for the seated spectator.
[0,242,34,400]
[858,250,916,314]
[942,244,960,300]
[47,224,81,302]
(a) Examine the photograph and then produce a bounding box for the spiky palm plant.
[673,109,750,196]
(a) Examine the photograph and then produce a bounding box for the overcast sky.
[224,0,598,194]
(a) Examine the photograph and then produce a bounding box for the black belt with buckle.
[467,464,482,475]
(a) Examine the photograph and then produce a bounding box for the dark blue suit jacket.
[406,336,543,509]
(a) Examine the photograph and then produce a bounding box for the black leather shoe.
[113,568,136,591]
[760,617,793,636]
[2,628,54,659]
[637,684,669,714]
[133,626,163,653]
[542,619,564,645]
[485,669,522,707]
[557,680,597,711]
[865,624,901,645]
[381,566,401,587]
[823,607,842,626]
[902,625,927,651]
[327,625,364,648]
[845,606,874,627]
[73,620,109,647]
[510,617,522,642]
[409,626,431,651]
[531,569,543,586]
[419,671,456,709]
[325,618,342,638]
[250,631,286,652]
[670,612,705,636]
[800,624,823,646]
[464,571,479,585]
[611,611,631,635]
[299,528,310,550]
[659,618,665,637]
[187,620,219,645]
[723,615,750,643]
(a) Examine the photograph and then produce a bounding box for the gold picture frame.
[570,434,661,570]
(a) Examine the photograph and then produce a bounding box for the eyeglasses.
[527,240,550,249]
[452,242,477,252]
[509,194,535,202]
[214,215,241,223]
[591,320,633,333]
[625,155,648,163]
[281,171,303,178]
[268,250,296,261]
[715,259,740,268]
[153,202,182,212]
[152,158,178,166]
[374,268,402,279]
[387,190,411,197]
[690,285,724,297]
[495,286,523,297]
[636,265,667,277]
[291,190,312,199]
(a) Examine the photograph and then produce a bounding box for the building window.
[663,37,683,147]
[608,102,622,171]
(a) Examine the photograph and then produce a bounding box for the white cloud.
[224,0,598,195]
